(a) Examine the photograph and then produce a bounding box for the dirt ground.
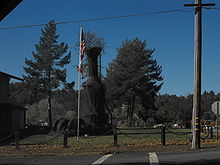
[1,140,220,158]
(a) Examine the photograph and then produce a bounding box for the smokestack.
[86,47,102,78]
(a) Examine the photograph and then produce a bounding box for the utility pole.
[184,0,215,149]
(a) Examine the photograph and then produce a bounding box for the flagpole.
[77,69,81,142]
[77,26,83,142]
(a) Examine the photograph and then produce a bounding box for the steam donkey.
[53,47,112,135]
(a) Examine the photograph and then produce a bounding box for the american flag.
[78,27,85,73]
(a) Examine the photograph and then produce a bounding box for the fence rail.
[118,132,161,135]
[114,126,192,146]
[117,127,157,130]
[0,126,193,149]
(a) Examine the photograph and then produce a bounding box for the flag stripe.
[78,27,85,73]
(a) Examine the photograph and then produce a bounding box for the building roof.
[0,103,27,111]
[0,0,23,22]
[0,71,23,81]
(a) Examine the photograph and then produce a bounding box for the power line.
[203,6,220,11]
[0,8,194,30]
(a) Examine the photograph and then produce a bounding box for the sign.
[212,101,220,115]
[212,101,220,141]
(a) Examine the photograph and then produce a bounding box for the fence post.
[113,127,118,146]
[112,117,118,146]
[63,129,68,148]
[15,130,19,150]
[210,126,213,139]
[161,124,166,146]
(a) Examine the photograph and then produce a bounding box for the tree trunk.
[99,53,102,81]
[129,94,136,127]
[48,92,52,129]
[47,71,52,130]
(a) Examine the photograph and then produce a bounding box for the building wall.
[0,75,9,103]
[0,109,12,135]
[0,73,26,137]
[0,108,25,136]
[12,110,25,130]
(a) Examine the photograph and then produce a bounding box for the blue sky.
[0,0,219,96]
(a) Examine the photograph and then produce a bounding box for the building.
[0,0,23,22]
[1,0,26,138]
[0,71,26,137]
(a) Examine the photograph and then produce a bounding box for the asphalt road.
[1,150,220,165]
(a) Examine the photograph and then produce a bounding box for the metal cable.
[82,128,113,140]
[165,127,191,136]
[203,7,220,10]
[0,8,194,30]
[117,129,159,141]
[10,131,61,146]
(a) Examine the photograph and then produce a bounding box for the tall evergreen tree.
[104,38,163,124]
[23,20,71,128]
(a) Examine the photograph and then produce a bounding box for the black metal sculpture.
[54,47,111,135]
[82,47,110,134]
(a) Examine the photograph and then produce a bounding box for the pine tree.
[23,20,71,128]
[104,38,163,125]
